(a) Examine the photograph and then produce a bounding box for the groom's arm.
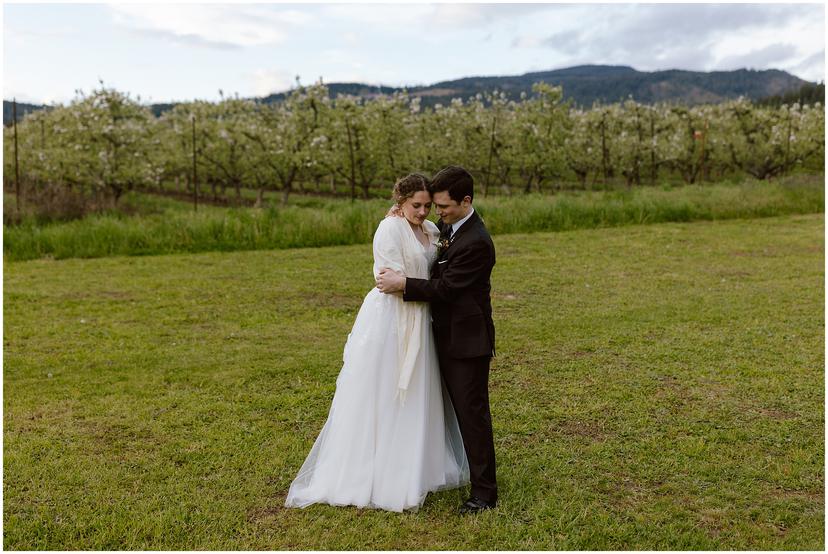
[375,267,406,293]
[403,240,490,303]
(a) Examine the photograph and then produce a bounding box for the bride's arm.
[372,218,406,290]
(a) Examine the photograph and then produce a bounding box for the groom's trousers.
[439,353,498,504]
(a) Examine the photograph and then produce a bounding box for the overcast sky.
[3,2,825,105]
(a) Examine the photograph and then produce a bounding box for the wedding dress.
[284,215,469,512]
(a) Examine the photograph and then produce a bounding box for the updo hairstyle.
[387,173,430,216]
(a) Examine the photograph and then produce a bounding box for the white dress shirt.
[450,207,475,240]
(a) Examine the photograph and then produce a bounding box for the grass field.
[3,213,824,549]
[3,175,823,262]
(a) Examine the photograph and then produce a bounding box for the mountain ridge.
[4,64,816,125]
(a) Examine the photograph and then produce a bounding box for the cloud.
[5,88,75,105]
[607,4,796,54]
[320,4,433,28]
[251,68,296,97]
[541,29,583,55]
[717,43,800,71]
[126,26,243,50]
[321,2,555,31]
[6,3,824,104]
[428,3,555,27]
[785,50,825,82]
[108,4,312,49]
[343,31,359,45]
[3,20,79,50]
[514,3,820,73]
[3,90,59,105]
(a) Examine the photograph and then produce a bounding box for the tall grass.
[480,176,825,234]
[3,175,823,262]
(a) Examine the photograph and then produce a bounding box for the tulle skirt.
[285,288,469,512]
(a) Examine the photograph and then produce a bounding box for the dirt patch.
[716,270,752,278]
[773,486,824,503]
[7,400,77,433]
[755,407,799,420]
[76,418,159,450]
[247,492,288,523]
[304,292,361,310]
[653,374,683,393]
[695,509,730,539]
[729,245,824,258]
[60,290,135,301]
[549,419,607,440]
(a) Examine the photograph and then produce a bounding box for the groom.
[376,165,497,514]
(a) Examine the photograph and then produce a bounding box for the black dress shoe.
[459,496,496,514]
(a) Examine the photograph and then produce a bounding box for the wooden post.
[650,111,656,185]
[192,115,198,211]
[698,119,708,182]
[484,114,496,198]
[600,111,609,185]
[345,116,356,201]
[784,106,792,176]
[13,98,21,214]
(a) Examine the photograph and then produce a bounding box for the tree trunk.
[345,118,357,201]
[523,172,533,194]
[280,167,296,206]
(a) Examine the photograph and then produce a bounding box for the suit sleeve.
[403,239,489,303]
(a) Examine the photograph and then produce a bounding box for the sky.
[3,2,825,106]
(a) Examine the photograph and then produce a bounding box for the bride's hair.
[388,173,430,216]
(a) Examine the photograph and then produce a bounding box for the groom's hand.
[376,268,406,293]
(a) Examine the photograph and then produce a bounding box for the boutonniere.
[436,237,451,257]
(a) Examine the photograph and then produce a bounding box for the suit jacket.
[403,210,496,359]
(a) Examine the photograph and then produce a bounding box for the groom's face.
[433,191,471,225]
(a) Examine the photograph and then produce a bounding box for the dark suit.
[403,210,498,503]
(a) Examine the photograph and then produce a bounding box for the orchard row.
[4,82,824,204]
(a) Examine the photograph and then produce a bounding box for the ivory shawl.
[372,215,439,404]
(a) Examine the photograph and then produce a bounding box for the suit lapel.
[434,211,480,269]
[449,210,480,244]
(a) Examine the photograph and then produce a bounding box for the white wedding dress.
[284,215,469,512]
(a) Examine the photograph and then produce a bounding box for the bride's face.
[400,191,432,226]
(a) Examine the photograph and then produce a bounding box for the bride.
[285,173,469,512]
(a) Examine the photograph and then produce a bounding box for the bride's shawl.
[372,215,440,404]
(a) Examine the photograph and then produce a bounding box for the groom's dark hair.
[430,165,474,204]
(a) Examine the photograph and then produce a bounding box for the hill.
[3,100,48,126]
[4,65,814,125]
[261,65,810,108]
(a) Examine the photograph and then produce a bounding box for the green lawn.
[3,213,824,549]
